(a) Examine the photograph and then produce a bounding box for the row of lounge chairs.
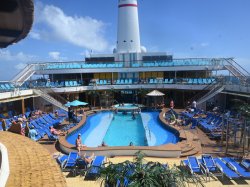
[0,82,15,92]
[44,63,123,70]
[181,110,225,139]
[57,152,106,179]
[28,113,62,141]
[182,155,250,181]
[198,113,223,135]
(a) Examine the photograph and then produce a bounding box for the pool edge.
[59,109,183,158]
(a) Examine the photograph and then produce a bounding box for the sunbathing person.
[81,152,95,164]
[49,126,65,136]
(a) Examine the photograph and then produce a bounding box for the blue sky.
[0,0,250,80]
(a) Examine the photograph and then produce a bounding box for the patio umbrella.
[146,90,165,108]
[65,101,71,107]
[146,90,165,96]
[64,100,88,123]
[69,100,88,107]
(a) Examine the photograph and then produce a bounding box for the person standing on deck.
[28,126,38,141]
[192,100,197,111]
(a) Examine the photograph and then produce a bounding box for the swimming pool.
[66,111,179,147]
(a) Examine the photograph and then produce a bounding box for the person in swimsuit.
[75,133,86,153]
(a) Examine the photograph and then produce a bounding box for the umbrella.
[146,90,165,108]
[64,100,88,124]
[69,100,88,107]
[65,101,71,107]
[65,100,88,107]
[146,90,165,96]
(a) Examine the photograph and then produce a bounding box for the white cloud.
[29,31,41,40]
[0,50,38,80]
[200,42,209,47]
[15,63,27,70]
[0,50,37,62]
[49,51,60,60]
[80,50,90,58]
[34,3,109,52]
[48,51,67,61]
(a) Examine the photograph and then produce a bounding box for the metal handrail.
[40,87,68,104]
[225,58,250,77]
[11,64,35,83]
[186,78,223,107]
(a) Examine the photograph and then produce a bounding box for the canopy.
[146,90,165,96]
[65,100,88,107]
[65,101,71,107]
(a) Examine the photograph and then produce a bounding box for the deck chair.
[241,159,250,170]
[57,154,68,165]
[201,155,223,179]
[213,158,240,179]
[61,152,79,171]
[72,156,93,176]
[182,156,207,181]
[187,156,206,175]
[222,157,250,178]
[85,156,106,179]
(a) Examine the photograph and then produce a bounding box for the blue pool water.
[114,103,143,110]
[103,113,146,146]
[66,111,179,147]
[141,112,179,146]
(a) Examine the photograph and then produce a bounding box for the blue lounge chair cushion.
[242,159,250,170]
[214,158,239,179]
[62,152,78,168]
[202,155,217,171]
[222,157,250,178]
[57,154,68,164]
[183,157,201,173]
[87,156,106,178]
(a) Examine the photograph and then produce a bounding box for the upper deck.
[33,58,227,75]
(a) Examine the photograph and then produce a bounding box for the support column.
[21,99,25,114]
[112,72,113,84]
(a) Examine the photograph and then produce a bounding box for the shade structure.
[70,100,88,106]
[146,90,165,96]
[65,101,71,107]
[65,100,88,107]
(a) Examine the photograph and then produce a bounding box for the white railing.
[0,143,10,187]
[11,64,36,85]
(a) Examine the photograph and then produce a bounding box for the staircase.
[225,58,250,82]
[33,89,68,111]
[187,59,250,107]
[179,141,199,157]
[196,84,225,105]
[186,79,223,106]
[11,64,36,86]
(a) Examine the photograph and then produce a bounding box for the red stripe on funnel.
[119,4,137,8]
